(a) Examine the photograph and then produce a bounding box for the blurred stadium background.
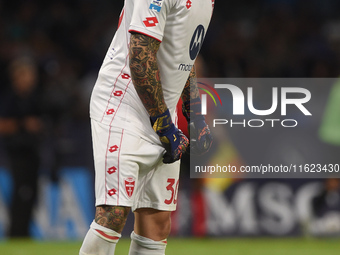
[1,0,340,254]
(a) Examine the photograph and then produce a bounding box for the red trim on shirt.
[128,29,162,43]
[108,78,132,126]
[100,54,130,123]
[117,8,125,30]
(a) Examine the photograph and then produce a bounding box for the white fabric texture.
[79,222,121,255]
[128,231,167,255]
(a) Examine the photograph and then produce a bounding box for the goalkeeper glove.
[150,109,189,164]
[183,97,213,155]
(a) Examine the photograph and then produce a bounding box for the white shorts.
[91,119,180,211]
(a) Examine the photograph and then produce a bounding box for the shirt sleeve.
[128,0,174,42]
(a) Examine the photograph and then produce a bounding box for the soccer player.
[79,0,214,254]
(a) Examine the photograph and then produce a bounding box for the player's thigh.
[134,208,171,241]
[91,119,164,208]
[132,157,181,240]
[95,205,131,233]
[91,119,140,207]
[133,160,181,212]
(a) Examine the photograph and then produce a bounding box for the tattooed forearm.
[95,205,130,233]
[181,65,199,103]
[129,33,167,117]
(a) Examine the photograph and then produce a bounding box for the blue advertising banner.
[0,167,94,240]
[1,168,340,239]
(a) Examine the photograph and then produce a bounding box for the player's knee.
[135,208,172,240]
[156,216,171,238]
[95,205,130,233]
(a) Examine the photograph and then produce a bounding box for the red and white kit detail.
[89,0,212,211]
[90,0,212,141]
[91,120,180,211]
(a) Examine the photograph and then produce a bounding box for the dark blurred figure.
[312,178,340,217]
[0,57,43,237]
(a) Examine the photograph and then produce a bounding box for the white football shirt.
[90,0,213,143]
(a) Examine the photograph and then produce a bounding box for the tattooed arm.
[129,32,189,163]
[129,33,167,117]
[181,65,200,103]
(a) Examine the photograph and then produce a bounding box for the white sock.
[128,231,167,255]
[79,221,121,255]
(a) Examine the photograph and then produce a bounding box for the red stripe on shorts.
[104,125,113,204]
[117,129,124,205]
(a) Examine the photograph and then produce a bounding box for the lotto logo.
[121,73,130,79]
[107,166,117,174]
[108,189,117,196]
[109,145,119,153]
[143,17,159,27]
[114,90,123,97]
[186,0,192,9]
[106,109,115,115]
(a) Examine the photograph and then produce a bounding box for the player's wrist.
[150,108,189,164]
[150,108,173,134]
[183,98,213,156]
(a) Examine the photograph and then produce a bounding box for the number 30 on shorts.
[164,178,179,205]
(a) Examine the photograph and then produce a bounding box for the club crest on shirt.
[149,0,163,12]
[125,177,136,198]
